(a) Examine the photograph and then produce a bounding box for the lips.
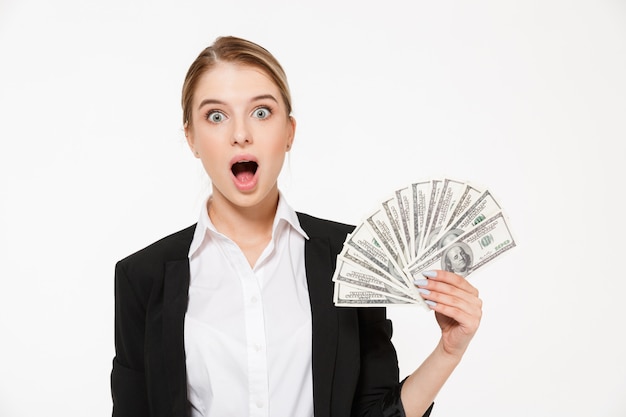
[230,155,259,191]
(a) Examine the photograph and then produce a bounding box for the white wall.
[1,0,625,415]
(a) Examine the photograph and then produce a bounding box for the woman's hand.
[414,270,482,358]
[400,270,482,416]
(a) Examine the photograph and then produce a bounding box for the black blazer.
[111,212,433,417]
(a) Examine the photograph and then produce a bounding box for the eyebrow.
[197,94,279,110]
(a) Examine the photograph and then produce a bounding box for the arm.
[350,307,433,417]
[400,270,482,417]
[350,307,401,417]
[349,271,480,417]
[111,261,150,417]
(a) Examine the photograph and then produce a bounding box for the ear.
[184,122,200,158]
[286,116,296,151]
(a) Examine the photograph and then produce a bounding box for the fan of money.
[333,178,516,307]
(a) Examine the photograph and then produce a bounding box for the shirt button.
[256,400,263,408]
[254,344,262,352]
[251,296,258,304]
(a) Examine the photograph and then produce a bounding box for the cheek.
[195,138,225,171]
[258,125,290,151]
[274,125,293,148]
[264,141,288,172]
[194,128,226,152]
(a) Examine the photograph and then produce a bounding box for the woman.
[111,36,482,417]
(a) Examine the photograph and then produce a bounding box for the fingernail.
[425,300,437,308]
[413,279,428,287]
[422,270,437,278]
[417,288,430,295]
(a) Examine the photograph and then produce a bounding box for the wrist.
[435,339,466,364]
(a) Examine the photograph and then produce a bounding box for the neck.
[207,188,279,259]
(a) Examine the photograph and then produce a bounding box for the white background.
[1,0,625,415]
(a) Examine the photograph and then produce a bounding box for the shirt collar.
[188,191,308,258]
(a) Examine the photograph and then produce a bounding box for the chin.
[231,188,275,208]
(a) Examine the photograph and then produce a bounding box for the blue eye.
[207,111,225,123]
[253,107,271,119]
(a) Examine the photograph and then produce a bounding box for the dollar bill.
[419,179,443,254]
[410,180,432,260]
[344,223,412,288]
[333,255,425,306]
[382,194,410,263]
[445,190,502,235]
[337,245,412,294]
[365,207,406,269]
[423,178,467,249]
[443,183,484,230]
[413,189,504,265]
[395,186,413,262]
[333,281,423,306]
[405,211,516,279]
[332,258,405,296]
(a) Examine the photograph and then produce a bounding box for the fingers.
[413,270,482,324]
[423,269,479,297]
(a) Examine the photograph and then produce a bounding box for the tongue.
[235,171,255,183]
[232,161,257,184]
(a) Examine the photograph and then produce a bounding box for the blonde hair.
[181,36,292,127]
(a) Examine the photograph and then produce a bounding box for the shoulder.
[296,212,355,239]
[116,224,196,277]
[296,212,354,256]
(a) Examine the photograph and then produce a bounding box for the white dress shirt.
[184,194,314,417]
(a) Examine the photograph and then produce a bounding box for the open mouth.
[231,161,258,182]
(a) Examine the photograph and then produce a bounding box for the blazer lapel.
[151,219,349,416]
[305,235,339,416]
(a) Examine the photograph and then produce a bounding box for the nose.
[231,118,252,146]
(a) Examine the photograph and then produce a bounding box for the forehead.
[448,246,463,256]
[193,62,279,103]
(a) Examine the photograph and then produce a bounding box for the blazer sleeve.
[351,307,433,417]
[111,260,150,417]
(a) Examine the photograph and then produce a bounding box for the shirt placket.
[225,243,269,417]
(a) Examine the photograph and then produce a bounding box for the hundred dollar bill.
[445,190,502,236]
[443,183,484,230]
[333,281,422,306]
[365,207,406,269]
[405,211,516,279]
[382,194,409,263]
[332,259,407,298]
[333,257,424,306]
[395,186,413,259]
[419,179,443,254]
[410,180,432,260]
[344,223,413,289]
[423,178,466,249]
[413,189,504,265]
[336,245,413,295]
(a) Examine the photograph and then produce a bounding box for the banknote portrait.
[424,227,442,248]
[442,243,473,276]
[437,228,464,249]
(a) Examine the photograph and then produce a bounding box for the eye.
[252,106,271,120]
[206,111,226,123]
